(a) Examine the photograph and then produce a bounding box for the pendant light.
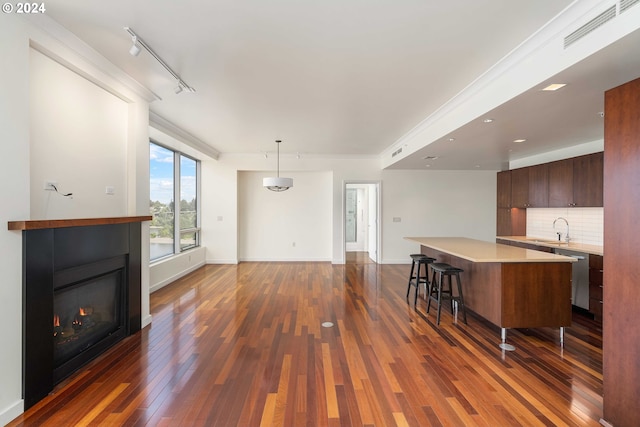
[263,140,293,192]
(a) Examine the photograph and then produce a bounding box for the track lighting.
[129,36,141,56]
[124,27,196,94]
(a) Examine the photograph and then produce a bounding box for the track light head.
[174,82,184,94]
[129,36,141,56]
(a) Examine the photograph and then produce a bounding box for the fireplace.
[10,216,150,409]
[52,256,127,383]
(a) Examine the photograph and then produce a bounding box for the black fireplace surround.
[19,218,146,409]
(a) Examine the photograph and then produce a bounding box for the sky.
[150,143,196,204]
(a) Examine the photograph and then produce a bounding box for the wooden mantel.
[7,216,152,231]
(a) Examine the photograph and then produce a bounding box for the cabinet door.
[497,171,511,208]
[573,152,603,207]
[510,168,529,207]
[528,164,548,207]
[496,208,512,236]
[548,158,574,207]
[496,207,526,236]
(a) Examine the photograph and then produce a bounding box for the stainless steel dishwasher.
[555,248,589,309]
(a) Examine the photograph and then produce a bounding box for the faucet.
[553,217,570,242]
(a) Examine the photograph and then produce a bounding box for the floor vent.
[564,5,616,48]
[392,147,403,157]
[620,0,640,13]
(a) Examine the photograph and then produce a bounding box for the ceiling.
[36,0,640,169]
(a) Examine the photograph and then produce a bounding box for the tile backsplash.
[526,208,603,246]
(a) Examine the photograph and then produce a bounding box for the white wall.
[238,170,333,261]
[200,158,239,264]
[29,48,129,219]
[200,154,383,264]
[0,16,32,426]
[0,17,152,425]
[381,170,497,263]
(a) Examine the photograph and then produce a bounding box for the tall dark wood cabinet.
[602,76,640,427]
[496,170,525,236]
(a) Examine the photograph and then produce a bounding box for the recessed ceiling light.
[542,83,567,91]
[513,139,527,143]
[483,118,494,123]
[422,155,439,160]
[448,138,455,142]
[425,164,431,168]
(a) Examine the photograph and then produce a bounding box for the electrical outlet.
[105,186,115,195]
[44,181,57,191]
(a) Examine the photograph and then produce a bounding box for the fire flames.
[53,314,62,337]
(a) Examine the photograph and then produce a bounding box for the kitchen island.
[405,237,576,346]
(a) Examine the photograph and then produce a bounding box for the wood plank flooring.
[9,261,603,426]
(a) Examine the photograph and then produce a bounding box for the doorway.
[344,182,380,264]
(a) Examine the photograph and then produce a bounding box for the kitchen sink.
[525,238,569,245]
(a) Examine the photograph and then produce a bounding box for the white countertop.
[496,236,603,256]
[405,237,577,263]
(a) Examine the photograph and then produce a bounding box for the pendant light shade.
[264,140,293,191]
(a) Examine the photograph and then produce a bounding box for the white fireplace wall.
[29,48,129,220]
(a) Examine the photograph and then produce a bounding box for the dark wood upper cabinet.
[548,158,574,207]
[511,165,548,208]
[548,152,603,207]
[510,168,529,208]
[528,164,548,207]
[573,152,603,207]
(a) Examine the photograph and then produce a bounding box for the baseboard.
[0,399,24,426]
[206,258,239,265]
[237,258,332,262]
[380,259,413,264]
[141,314,153,329]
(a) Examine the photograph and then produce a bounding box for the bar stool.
[406,254,435,306]
[427,263,467,325]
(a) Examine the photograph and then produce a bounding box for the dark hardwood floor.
[9,261,603,426]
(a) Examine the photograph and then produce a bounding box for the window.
[149,141,200,261]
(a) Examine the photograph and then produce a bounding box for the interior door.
[367,184,378,262]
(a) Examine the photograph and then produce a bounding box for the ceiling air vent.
[620,0,640,13]
[564,5,616,48]
[391,147,403,157]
